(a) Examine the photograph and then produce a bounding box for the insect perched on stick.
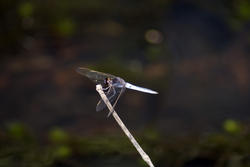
[76,67,157,167]
[76,67,158,117]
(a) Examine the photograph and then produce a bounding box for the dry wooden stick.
[96,84,155,167]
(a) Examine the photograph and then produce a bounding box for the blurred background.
[0,0,250,166]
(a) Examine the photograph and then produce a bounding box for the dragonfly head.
[105,77,113,86]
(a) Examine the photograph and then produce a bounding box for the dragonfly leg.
[107,85,125,117]
[106,86,116,102]
[96,85,113,112]
[102,85,111,91]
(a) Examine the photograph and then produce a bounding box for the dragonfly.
[76,67,158,117]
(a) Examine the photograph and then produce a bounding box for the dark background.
[0,0,250,166]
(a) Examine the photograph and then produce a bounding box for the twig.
[96,84,155,167]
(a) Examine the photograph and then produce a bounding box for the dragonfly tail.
[125,82,158,94]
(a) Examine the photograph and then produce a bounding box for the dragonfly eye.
[104,78,110,84]
[105,78,112,85]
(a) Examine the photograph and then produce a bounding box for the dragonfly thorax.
[111,77,126,88]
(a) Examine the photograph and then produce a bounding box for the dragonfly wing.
[96,87,123,112]
[96,98,109,112]
[76,67,116,84]
[106,86,126,117]
[125,82,158,94]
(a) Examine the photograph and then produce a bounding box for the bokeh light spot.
[54,146,71,158]
[57,19,75,37]
[223,119,241,134]
[18,2,33,18]
[49,128,69,143]
[145,29,163,44]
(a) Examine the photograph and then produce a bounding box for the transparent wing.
[96,86,124,112]
[76,67,116,85]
